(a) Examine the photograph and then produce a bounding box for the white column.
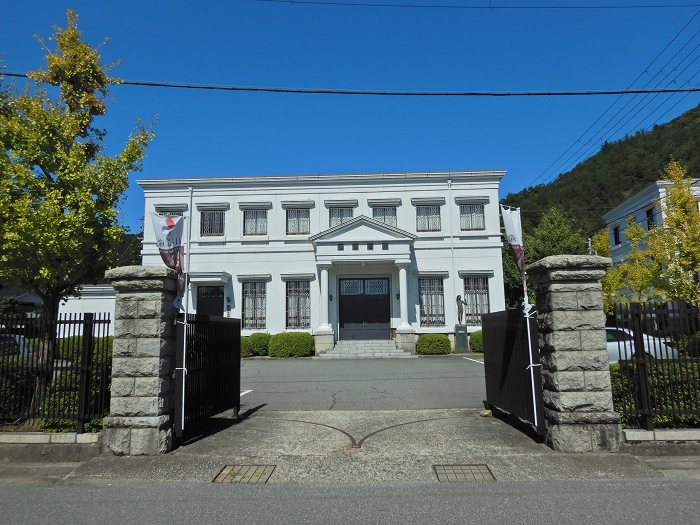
[318,264,332,332]
[398,263,411,330]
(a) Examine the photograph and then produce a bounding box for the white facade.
[603,180,700,265]
[138,171,506,344]
[58,284,116,336]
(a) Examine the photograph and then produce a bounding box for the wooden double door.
[338,278,390,340]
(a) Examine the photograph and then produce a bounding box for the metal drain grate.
[213,465,276,484]
[433,464,496,482]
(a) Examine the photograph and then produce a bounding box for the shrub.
[240,332,271,357]
[611,361,700,428]
[678,333,700,358]
[268,332,314,358]
[0,358,37,419]
[469,330,483,353]
[416,333,451,355]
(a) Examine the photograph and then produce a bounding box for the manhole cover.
[433,464,496,482]
[213,465,276,484]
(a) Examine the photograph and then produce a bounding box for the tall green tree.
[0,10,154,318]
[502,207,587,306]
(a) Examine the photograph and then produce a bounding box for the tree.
[0,10,154,318]
[502,207,587,306]
[591,228,626,314]
[646,160,700,306]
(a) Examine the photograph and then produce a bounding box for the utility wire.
[2,72,700,97]
[528,11,700,187]
[247,0,700,11]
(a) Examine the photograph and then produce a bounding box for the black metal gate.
[482,309,544,436]
[174,314,241,441]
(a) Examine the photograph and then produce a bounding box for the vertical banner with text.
[151,213,186,310]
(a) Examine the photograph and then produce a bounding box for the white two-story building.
[138,171,506,353]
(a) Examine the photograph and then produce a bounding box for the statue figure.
[456,295,468,324]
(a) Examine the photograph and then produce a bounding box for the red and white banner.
[150,213,186,308]
[500,205,525,275]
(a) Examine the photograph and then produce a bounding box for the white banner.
[500,205,525,275]
[150,213,186,308]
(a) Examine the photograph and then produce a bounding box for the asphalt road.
[2,479,699,524]
[240,355,486,411]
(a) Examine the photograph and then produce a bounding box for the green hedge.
[416,333,451,355]
[28,336,113,364]
[611,361,700,428]
[469,330,484,353]
[241,333,271,357]
[268,332,314,358]
[0,358,37,419]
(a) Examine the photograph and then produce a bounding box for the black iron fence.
[609,301,700,429]
[175,314,241,441]
[0,313,111,432]
[482,309,545,436]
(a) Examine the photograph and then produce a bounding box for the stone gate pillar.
[527,255,622,453]
[102,266,178,455]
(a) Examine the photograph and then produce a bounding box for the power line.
[527,10,700,188]
[246,0,700,11]
[2,72,700,97]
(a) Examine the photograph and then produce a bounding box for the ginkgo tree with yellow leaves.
[0,10,154,319]
[595,159,700,312]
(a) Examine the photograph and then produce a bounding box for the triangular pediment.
[310,215,417,243]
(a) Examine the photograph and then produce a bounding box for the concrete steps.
[314,340,417,359]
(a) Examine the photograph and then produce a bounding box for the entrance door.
[197,285,224,316]
[339,278,390,340]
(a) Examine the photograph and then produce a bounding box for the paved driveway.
[240,355,486,411]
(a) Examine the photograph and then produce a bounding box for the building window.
[286,208,310,235]
[329,207,353,227]
[200,209,225,237]
[382,243,389,250]
[416,205,441,232]
[352,243,359,251]
[286,281,310,328]
[613,226,621,246]
[463,276,490,325]
[242,281,266,329]
[459,204,485,231]
[243,209,267,235]
[367,243,374,251]
[419,278,445,326]
[338,243,344,251]
[373,207,397,226]
[646,208,655,230]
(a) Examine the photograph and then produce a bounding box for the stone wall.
[102,266,178,455]
[528,255,622,453]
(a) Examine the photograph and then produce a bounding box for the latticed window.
[243,209,267,235]
[463,276,490,325]
[200,210,225,236]
[242,281,266,329]
[459,204,485,231]
[329,207,353,227]
[416,205,441,232]
[419,278,445,326]
[286,209,310,235]
[286,281,310,328]
[372,207,397,226]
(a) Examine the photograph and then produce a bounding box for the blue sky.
[3,1,700,232]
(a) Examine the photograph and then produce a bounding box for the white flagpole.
[179,186,194,434]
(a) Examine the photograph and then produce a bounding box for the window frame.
[418,277,446,327]
[243,209,268,236]
[200,209,226,237]
[286,208,310,235]
[285,280,311,329]
[329,207,353,228]
[459,203,485,231]
[416,205,442,232]
[372,206,397,226]
[462,275,490,326]
[242,281,266,329]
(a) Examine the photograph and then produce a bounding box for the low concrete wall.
[0,433,101,461]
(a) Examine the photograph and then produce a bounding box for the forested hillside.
[502,103,700,234]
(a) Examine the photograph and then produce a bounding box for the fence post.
[103,266,178,455]
[630,303,654,431]
[528,255,622,452]
[76,313,94,434]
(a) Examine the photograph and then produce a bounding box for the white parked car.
[605,327,678,364]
